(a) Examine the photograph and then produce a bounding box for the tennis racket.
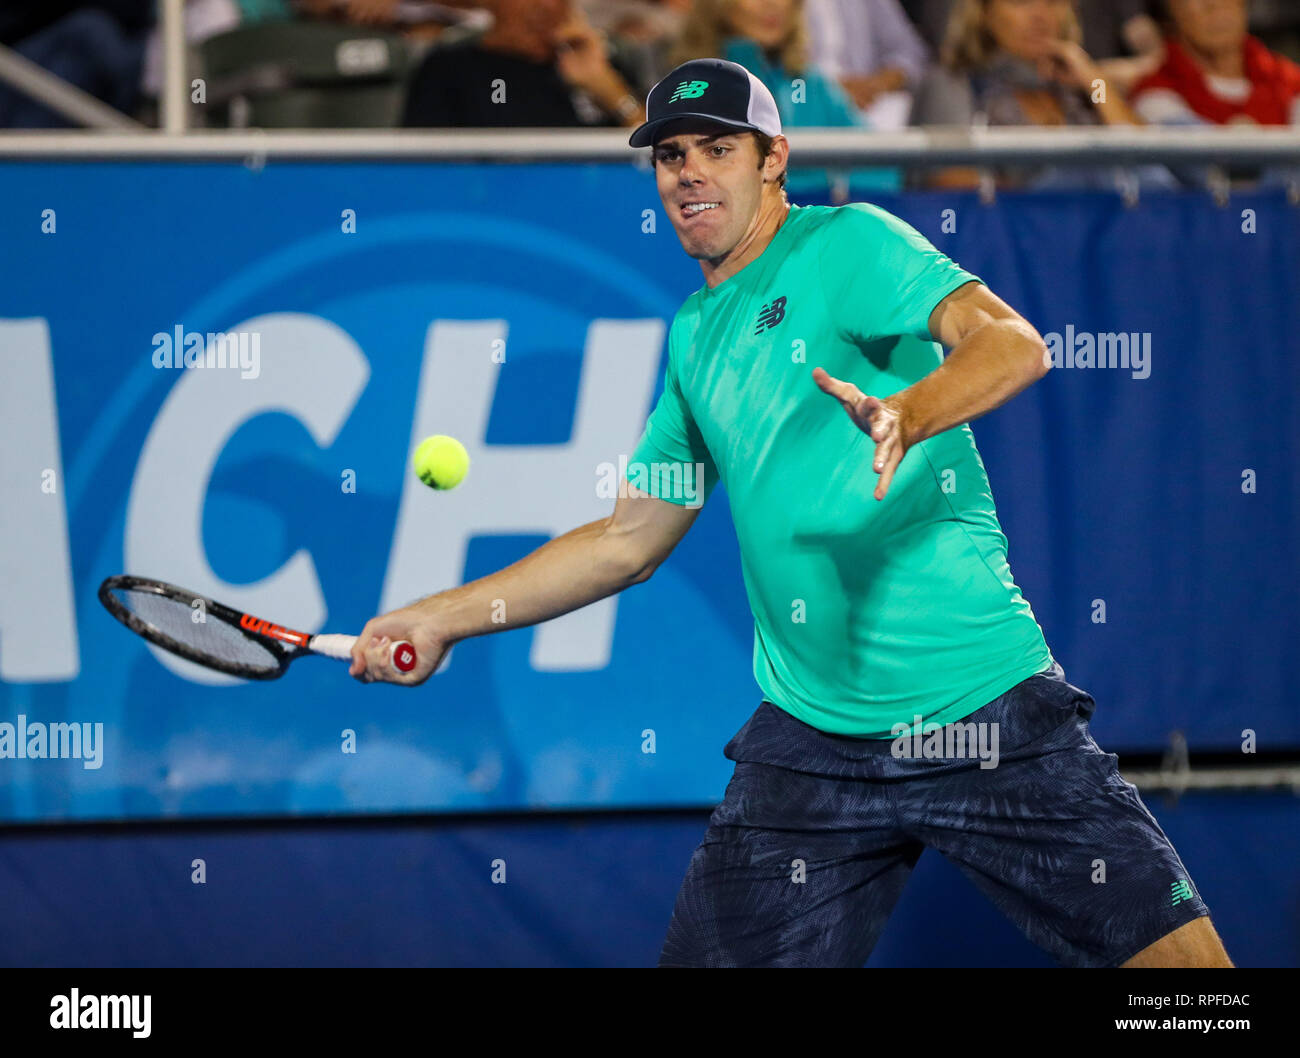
[98,575,417,680]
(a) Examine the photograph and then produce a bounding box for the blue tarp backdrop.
[1,162,1297,824]
[1,792,1295,967]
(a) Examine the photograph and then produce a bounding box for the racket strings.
[110,589,282,674]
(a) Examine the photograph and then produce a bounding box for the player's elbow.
[1025,328,1050,378]
[618,540,663,586]
[1013,320,1051,382]
[628,556,661,585]
[1031,339,1051,380]
[598,520,662,588]
[621,563,652,587]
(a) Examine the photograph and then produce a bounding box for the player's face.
[652,127,767,262]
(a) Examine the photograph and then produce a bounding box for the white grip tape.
[309,633,358,661]
[309,634,416,673]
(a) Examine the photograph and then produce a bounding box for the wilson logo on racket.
[239,613,310,647]
[392,642,417,673]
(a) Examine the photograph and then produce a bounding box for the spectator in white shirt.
[803,0,931,126]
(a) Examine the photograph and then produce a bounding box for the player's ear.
[764,135,789,183]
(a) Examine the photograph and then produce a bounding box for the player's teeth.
[686,202,719,213]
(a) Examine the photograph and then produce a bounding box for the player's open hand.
[813,367,912,501]
[349,606,448,686]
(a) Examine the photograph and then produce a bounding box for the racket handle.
[309,633,357,660]
[311,634,418,674]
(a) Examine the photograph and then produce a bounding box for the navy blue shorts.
[660,663,1211,967]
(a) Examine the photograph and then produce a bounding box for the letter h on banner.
[382,318,665,672]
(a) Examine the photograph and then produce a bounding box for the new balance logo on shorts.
[755,295,787,334]
[1171,879,1194,906]
[668,80,709,103]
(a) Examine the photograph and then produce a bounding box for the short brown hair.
[752,131,788,191]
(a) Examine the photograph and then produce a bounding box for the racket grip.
[310,633,358,660]
[311,633,417,674]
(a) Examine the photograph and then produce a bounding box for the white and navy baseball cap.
[629,58,782,148]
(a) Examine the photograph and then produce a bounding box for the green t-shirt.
[629,202,1054,738]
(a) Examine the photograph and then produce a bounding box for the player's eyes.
[656,146,729,163]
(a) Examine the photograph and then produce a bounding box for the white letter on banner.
[382,318,664,671]
[0,318,80,681]
[126,313,369,684]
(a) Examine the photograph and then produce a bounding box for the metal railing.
[1,0,1299,168]
[0,126,1299,166]
[1122,765,1300,795]
[0,45,146,132]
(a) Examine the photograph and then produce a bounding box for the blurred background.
[0,0,1297,967]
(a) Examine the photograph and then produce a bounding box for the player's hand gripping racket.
[98,575,417,680]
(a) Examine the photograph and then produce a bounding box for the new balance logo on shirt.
[755,295,787,334]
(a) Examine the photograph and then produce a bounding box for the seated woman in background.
[1076,0,1166,98]
[912,0,1156,189]
[669,0,901,197]
[803,0,932,129]
[1131,0,1300,126]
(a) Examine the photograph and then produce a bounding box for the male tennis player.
[352,58,1232,969]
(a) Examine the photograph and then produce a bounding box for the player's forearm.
[894,318,1048,444]
[412,518,644,642]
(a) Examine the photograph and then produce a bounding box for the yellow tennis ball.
[412,435,469,490]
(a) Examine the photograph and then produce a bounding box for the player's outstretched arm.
[349,483,701,684]
[814,282,1048,501]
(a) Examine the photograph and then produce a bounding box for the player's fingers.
[872,433,896,473]
[349,620,378,678]
[350,652,377,682]
[856,395,890,436]
[345,621,384,681]
[812,367,860,406]
[361,635,395,683]
[875,448,903,500]
[353,625,398,683]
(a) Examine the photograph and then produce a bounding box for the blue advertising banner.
[0,161,1296,823]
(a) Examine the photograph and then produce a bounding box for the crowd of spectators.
[3,0,1299,192]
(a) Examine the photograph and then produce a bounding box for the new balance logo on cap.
[629,58,782,148]
[668,80,709,103]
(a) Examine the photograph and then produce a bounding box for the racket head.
[98,575,295,680]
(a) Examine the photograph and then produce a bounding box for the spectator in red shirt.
[1132,0,1300,125]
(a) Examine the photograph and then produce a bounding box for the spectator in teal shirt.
[667,0,900,197]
